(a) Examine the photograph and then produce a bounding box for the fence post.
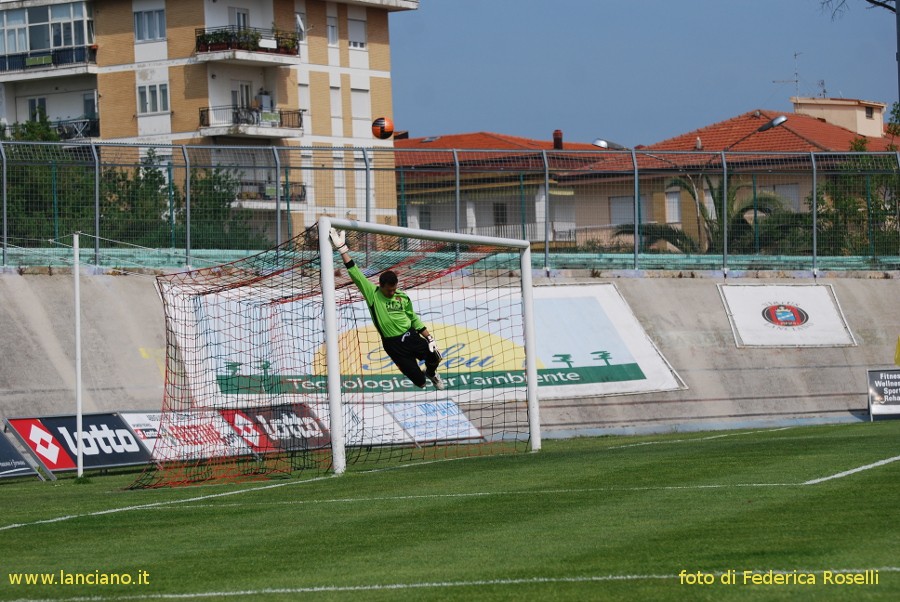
[721,150,728,274]
[90,143,100,265]
[363,147,372,225]
[811,152,817,276]
[167,160,175,248]
[542,150,550,273]
[632,149,640,270]
[452,149,461,234]
[273,146,282,246]
[182,145,191,268]
[1,141,6,267]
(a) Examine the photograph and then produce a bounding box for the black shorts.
[382,329,441,388]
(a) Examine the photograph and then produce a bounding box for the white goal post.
[318,216,541,475]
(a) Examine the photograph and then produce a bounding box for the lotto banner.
[0,431,38,480]
[219,404,331,452]
[5,414,151,473]
[718,284,856,347]
[163,283,683,405]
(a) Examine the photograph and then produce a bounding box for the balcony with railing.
[0,45,98,78]
[236,181,307,209]
[198,105,304,138]
[195,26,300,65]
[464,221,577,243]
[54,117,100,140]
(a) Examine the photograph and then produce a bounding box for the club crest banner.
[718,284,856,347]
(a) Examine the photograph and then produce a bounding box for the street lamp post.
[721,114,788,271]
[592,139,640,267]
[592,139,628,151]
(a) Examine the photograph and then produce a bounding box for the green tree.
[615,174,788,254]
[1,109,61,142]
[811,156,900,258]
[185,166,269,250]
[2,113,95,244]
[100,149,181,247]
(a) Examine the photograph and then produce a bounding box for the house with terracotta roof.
[596,97,898,252]
[394,130,598,241]
[394,97,897,253]
[647,98,894,153]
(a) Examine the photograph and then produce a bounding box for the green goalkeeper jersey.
[346,261,425,338]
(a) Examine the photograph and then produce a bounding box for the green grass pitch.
[1,421,899,601]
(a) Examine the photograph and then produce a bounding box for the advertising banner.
[718,284,856,347]
[0,431,38,480]
[219,404,330,452]
[162,283,683,406]
[119,411,251,462]
[119,412,161,454]
[311,403,413,446]
[386,400,483,444]
[5,414,150,473]
[867,369,900,418]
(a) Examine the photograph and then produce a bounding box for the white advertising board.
[120,411,251,461]
[718,284,856,347]
[161,282,683,405]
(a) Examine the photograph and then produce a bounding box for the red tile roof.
[390,109,897,172]
[394,131,598,151]
[393,131,599,169]
[646,109,898,152]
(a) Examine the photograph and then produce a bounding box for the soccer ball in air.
[371,117,394,140]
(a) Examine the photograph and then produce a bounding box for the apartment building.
[0,0,416,144]
[0,0,417,229]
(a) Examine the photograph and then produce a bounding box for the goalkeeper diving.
[329,228,445,390]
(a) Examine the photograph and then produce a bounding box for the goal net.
[132,218,538,488]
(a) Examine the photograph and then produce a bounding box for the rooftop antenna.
[773,51,802,97]
[817,79,827,98]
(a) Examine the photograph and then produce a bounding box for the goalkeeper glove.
[425,333,439,354]
[329,228,348,254]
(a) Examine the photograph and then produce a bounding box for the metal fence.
[2,141,898,272]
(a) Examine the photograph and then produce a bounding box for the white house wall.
[204,0,275,30]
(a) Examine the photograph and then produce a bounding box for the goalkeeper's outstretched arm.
[329,228,352,265]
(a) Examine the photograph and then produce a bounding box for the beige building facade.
[0,0,416,228]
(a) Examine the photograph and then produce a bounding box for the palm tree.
[615,174,788,254]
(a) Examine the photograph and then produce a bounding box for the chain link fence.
[2,141,898,271]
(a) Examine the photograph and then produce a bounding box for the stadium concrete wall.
[1,270,898,435]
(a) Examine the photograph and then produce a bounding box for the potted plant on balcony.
[237,29,261,51]
[207,30,230,51]
[196,31,211,52]
[273,29,298,55]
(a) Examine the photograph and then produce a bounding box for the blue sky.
[389,0,896,147]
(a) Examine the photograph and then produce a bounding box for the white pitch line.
[151,483,798,510]
[0,480,798,532]
[0,474,336,533]
[8,568,900,602]
[0,574,682,602]
[607,427,794,450]
[803,454,900,485]
[2,437,895,532]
